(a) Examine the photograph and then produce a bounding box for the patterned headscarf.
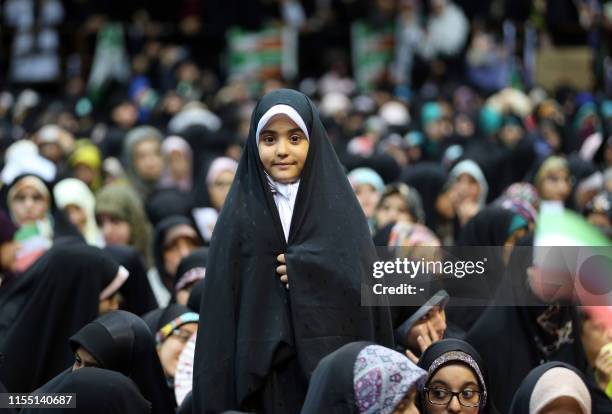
[426,350,488,409]
[353,345,427,414]
[155,312,199,345]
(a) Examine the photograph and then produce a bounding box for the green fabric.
[508,215,529,236]
[479,106,503,136]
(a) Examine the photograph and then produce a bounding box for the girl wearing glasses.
[417,339,498,414]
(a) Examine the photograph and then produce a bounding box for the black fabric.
[401,163,448,232]
[301,341,373,414]
[22,367,151,414]
[0,377,16,414]
[174,247,208,292]
[193,89,394,413]
[69,310,176,414]
[146,188,194,227]
[342,153,402,184]
[0,245,120,392]
[417,338,498,414]
[447,207,517,333]
[187,279,205,313]
[456,206,516,247]
[142,304,194,334]
[465,235,589,413]
[173,247,208,305]
[105,245,158,316]
[152,215,201,292]
[509,361,591,414]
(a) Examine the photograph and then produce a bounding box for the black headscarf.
[105,245,158,316]
[508,361,591,414]
[417,339,498,414]
[69,310,176,414]
[300,341,371,414]
[173,247,208,302]
[152,215,202,292]
[401,162,448,231]
[448,207,521,333]
[187,279,205,313]
[146,188,194,228]
[0,244,121,392]
[193,89,394,413]
[22,367,151,414]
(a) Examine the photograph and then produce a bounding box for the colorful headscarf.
[155,312,199,345]
[353,345,427,414]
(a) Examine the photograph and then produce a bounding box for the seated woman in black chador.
[193,89,394,413]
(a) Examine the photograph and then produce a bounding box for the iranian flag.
[533,208,612,306]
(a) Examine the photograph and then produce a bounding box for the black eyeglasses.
[424,387,482,407]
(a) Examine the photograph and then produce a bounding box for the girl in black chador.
[193,89,394,413]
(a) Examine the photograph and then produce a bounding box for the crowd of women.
[0,83,610,414]
[0,5,612,403]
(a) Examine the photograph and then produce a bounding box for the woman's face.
[72,347,100,371]
[11,186,49,225]
[581,317,612,365]
[393,388,420,414]
[162,229,200,278]
[64,204,87,233]
[376,194,413,229]
[424,364,481,414]
[355,183,381,218]
[98,214,131,246]
[451,174,480,205]
[407,306,447,353]
[133,138,163,181]
[157,322,198,379]
[258,115,309,184]
[98,292,122,315]
[538,396,583,414]
[208,170,235,211]
[167,150,190,181]
[539,169,571,202]
[73,164,96,188]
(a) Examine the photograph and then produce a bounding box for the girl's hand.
[276,254,288,286]
[595,345,612,389]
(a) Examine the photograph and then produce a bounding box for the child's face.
[258,115,309,184]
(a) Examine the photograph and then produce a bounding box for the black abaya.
[0,245,122,392]
[69,310,176,414]
[22,367,151,414]
[192,89,394,413]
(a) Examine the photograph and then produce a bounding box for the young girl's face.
[258,115,309,184]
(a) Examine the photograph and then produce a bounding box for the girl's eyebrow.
[258,129,277,135]
[259,128,305,135]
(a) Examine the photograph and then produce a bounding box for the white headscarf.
[255,104,310,241]
[529,367,591,414]
[53,178,104,247]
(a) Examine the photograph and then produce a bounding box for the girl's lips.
[273,163,295,170]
